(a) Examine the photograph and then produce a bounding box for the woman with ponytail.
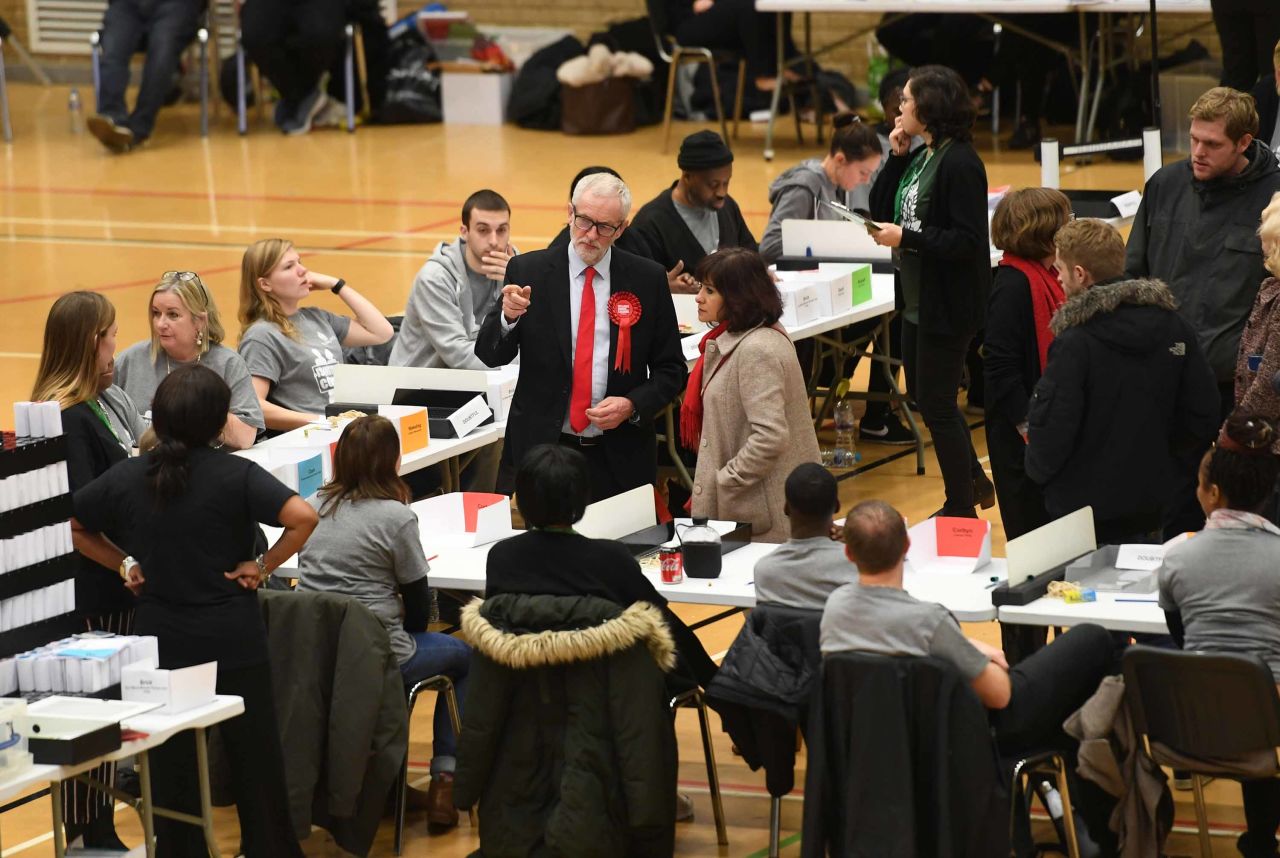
[1158,411,1280,858]
[684,248,819,542]
[71,364,316,857]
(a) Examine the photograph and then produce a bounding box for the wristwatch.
[118,556,137,581]
[255,553,269,580]
[331,278,346,295]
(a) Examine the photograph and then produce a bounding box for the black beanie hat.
[677,130,734,171]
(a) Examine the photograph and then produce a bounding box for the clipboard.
[823,200,882,233]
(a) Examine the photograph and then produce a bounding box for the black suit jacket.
[629,183,758,276]
[474,245,687,491]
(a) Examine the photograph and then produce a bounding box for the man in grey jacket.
[1126,86,1280,417]
[390,189,516,370]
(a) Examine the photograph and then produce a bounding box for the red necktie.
[569,266,597,433]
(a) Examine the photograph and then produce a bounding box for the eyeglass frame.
[570,208,623,238]
[160,270,212,303]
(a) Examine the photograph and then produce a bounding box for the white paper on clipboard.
[823,200,882,232]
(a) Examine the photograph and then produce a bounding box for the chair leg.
[441,686,477,827]
[0,37,12,144]
[89,33,102,115]
[693,692,728,846]
[235,40,247,134]
[1051,755,1081,858]
[393,751,408,855]
[343,24,355,133]
[707,57,729,148]
[198,27,209,137]
[731,59,745,141]
[662,56,680,153]
[1191,775,1214,858]
[768,795,781,858]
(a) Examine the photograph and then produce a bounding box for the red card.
[935,518,989,558]
[462,492,507,532]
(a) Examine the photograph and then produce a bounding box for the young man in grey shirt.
[754,463,854,609]
[820,500,1117,781]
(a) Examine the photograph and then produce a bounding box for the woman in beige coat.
[681,248,821,542]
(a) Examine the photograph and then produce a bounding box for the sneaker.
[859,414,916,446]
[282,88,330,136]
[675,792,695,822]
[311,98,347,129]
[425,773,459,832]
[86,114,134,153]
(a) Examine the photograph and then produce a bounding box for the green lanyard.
[86,398,129,450]
[893,147,932,224]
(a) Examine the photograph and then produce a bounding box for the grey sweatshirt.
[759,159,849,265]
[389,239,504,370]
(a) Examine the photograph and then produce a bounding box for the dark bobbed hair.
[829,114,881,161]
[694,248,783,332]
[1206,411,1280,512]
[843,499,908,574]
[462,189,511,228]
[148,364,231,503]
[784,463,840,518]
[908,65,975,144]
[318,415,411,516]
[569,166,622,201]
[515,444,590,528]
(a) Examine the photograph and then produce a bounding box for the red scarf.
[680,323,728,449]
[999,253,1065,372]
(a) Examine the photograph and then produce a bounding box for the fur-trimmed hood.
[461,593,676,672]
[1050,278,1179,335]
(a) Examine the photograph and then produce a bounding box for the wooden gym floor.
[0,81,1243,855]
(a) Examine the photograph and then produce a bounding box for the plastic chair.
[670,687,728,846]
[392,674,476,855]
[89,9,214,137]
[1123,646,1280,857]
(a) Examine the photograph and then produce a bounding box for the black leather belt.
[559,432,601,448]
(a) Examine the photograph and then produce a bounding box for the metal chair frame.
[1010,751,1081,858]
[670,687,728,846]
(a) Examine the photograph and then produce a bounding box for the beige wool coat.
[690,324,821,542]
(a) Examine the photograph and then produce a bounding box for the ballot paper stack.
[0,634,159,696]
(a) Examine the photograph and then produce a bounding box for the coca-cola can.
[659,547,684,584]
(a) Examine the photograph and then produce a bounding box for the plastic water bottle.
[833,387,858,469]
[68,88,83,134]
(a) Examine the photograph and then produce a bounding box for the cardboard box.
[905,517,992,575]
[377,405,430,455]
[412,492,515,548]
[236,448,325,499]
[442,70,512,125]
[776,279,821,328]
[485,366,519,422]
[122,660,217,716]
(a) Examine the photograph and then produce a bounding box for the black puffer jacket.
[1125,139,1280,382]
[1025,278,1219,537]
[454,594,678,858]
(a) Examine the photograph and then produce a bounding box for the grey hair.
[571,172,632,218]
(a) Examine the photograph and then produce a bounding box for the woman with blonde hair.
[1236,192,1280,456]
[984,187,1073,538]
[237,239,393,431]
[115,271,264,449]
[31,290,142,850]
[297,415,471,828]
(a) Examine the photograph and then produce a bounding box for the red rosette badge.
[608,291,643,373]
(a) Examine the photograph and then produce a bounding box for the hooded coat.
[1025,278,1220,538]
[1125,138,1280,383]
[389,239,502,370]
[759,158,850,264]
[453,594,679,858]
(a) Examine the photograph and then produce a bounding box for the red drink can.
[659,547,684,584]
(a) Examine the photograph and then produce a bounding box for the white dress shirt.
[563,243,612,437]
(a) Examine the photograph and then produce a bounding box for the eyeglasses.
[161,270,211,300]
[571,208,621,238]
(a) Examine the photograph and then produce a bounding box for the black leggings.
[1240,778,1280,857]
[674,0,796,80]
[149,661,303,858]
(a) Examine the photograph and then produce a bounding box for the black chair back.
[1122,645,1280,760]
[642,0,672,46]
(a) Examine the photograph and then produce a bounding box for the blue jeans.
[399,631,471,775]
[98,0,204,139]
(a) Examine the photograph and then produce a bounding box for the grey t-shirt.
[754,536,854,610]
[297,497,430,665]
[115,341,265,431]
[673,196,720,256]
[238,308,351,416]
[820,582,990,680]
[1158,527,1280,682]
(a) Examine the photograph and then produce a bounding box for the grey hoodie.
[759,159,848,264]
[389,239,503,370]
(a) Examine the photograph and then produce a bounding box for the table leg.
[49,782,65,858]
[1074,10,1091,143]
[763,13,785,161]
[875,315,925,475]
[194,728,221,858]
[137,750,156,858]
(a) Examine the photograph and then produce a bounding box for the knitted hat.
[677,131,734,171]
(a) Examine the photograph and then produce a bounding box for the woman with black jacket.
[984,188,1071,538]
[30,290,144,850]
[869,65,994,517]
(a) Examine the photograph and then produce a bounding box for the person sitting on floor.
[821,498,1121,854]
[630,130,757,294]
[752,463,852,610]
[1158,411,1280,858]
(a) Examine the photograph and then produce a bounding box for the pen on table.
[984,576,1001,590]
[1115,598,1158,603]
[426,554,438,563]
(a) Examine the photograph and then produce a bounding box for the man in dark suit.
[475,172,687,501]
